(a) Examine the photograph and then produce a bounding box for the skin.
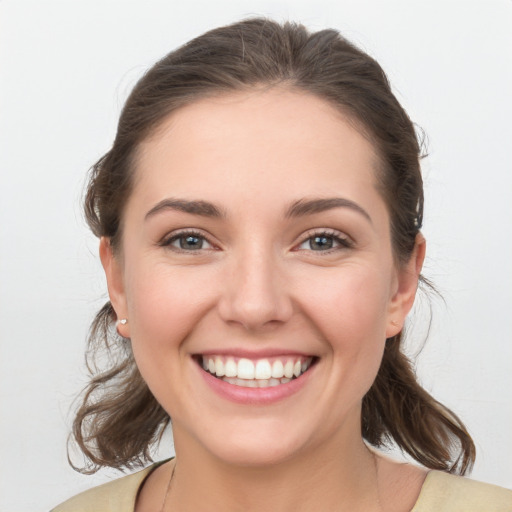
[101,88,426,511]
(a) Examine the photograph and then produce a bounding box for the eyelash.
[159,229,216,253]
[159,229,353,254]
[295,229,354,253]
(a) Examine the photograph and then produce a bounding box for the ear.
[99,237,130,338]
[385,233,426,338]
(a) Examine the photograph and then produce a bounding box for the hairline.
[113,83,394,258]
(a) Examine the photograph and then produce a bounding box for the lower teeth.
[221,376,292,387]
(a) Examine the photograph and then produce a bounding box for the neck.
[169,426,382,512]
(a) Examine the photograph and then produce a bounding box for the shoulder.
[50,464,158,512]
[412,470,512,512]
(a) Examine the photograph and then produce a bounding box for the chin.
[191,419,314,468]
[209,439,304,468]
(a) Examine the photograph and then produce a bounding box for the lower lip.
[197,363,315,405]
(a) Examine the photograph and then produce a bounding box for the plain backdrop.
[1,1,511,510]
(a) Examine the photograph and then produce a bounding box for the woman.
[52,18,511,512]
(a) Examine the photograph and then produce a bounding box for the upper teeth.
[201,356,313,380]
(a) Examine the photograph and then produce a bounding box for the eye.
[296,230,353,252]
[161,230,215,252]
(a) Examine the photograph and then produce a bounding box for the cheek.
[301,264,392,340]
[124,262,215,367]
[299,264,391,384]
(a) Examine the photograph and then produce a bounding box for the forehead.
[131,88,383,218]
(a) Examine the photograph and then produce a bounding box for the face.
[102,88,423,467]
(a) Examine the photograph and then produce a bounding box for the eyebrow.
[145,198,225,220]
[145,196,372,223]
[285,197,372,223]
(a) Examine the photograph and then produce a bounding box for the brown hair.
[71,18,475,474]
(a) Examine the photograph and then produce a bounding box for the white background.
[1,1,511,510]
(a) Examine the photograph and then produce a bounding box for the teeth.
[215,357,225,377]
[201,355,313,386]
[225,358,237,378]
[271,360,284,378]
[283,360,294,379]
[238,358,255,379]
[255,360,272,379]
[220,376,293,388]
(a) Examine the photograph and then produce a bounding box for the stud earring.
[116,318,128,338]
[391,320,399,326]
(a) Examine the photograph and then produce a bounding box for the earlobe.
[386,234,426,338]
[99,237,130,338]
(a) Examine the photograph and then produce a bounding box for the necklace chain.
[159,461,176,512]
[159,453,383,512]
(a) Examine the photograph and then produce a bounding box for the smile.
[200,355,315,388]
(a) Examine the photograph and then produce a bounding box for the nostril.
[218,300,293,332]
[217,266,293,330]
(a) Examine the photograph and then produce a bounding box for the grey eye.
[308,235,334,250]
[179,235,204,250]
[166,233,213,251]
[297,231,352,252]
[299,235,336,251]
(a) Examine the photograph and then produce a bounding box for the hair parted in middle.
[71,17,475,475]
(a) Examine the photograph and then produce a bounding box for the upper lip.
[194,348,316,358]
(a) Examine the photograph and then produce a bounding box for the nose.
[218,245,293,331]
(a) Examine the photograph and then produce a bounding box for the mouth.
[195,354,316,388]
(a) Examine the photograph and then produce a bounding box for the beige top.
[52,464,512,512]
